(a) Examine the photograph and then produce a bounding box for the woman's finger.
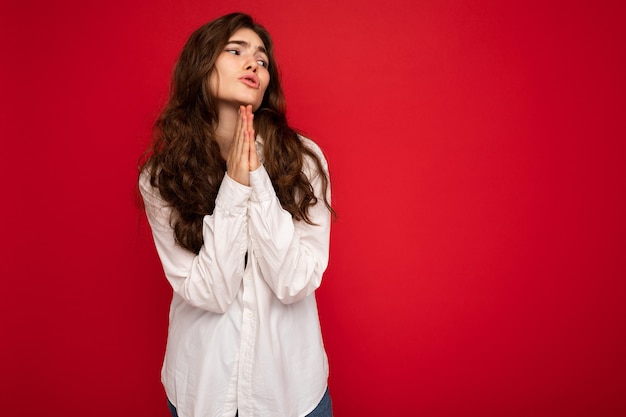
[245,105,254,133]
[240,109,250,165]
[234,106,246,160]
[249,128,259,170]
[245,105,259,170]
[227,106,252,185]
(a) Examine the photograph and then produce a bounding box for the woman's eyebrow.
[226,40,268,55]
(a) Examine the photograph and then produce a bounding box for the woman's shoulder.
[297,135,329,179]
[298,135,328,167]
[138,167,153,192]
[138,166,163,204]
[298,134,321,151]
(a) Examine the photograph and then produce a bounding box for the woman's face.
[209,28,270,112]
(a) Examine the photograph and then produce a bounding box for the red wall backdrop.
[2,0,625,415]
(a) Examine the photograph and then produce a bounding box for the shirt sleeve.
[248,138,332,304]
[139,171,251,313]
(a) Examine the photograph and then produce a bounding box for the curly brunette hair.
[140,13,334,254]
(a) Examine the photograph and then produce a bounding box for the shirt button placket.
[239,263,257,411]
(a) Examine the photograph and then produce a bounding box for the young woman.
[139,13,334,417]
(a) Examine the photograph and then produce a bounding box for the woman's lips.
[239,74,260,89]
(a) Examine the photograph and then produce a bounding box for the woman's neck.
[214,105,239,159]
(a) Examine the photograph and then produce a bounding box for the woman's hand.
[227,105,259,186]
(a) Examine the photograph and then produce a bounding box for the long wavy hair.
[140,13,334,254]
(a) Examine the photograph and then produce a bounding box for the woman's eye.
[257,59,268,68]
[226,49,239,55]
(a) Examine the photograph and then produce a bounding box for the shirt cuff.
[215,173,252,213]
[249,165,276,202]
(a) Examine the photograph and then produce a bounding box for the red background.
[2,0,625,416]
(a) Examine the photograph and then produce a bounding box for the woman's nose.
[245,59,257,72]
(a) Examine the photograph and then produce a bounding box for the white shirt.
[139,136,331,417]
